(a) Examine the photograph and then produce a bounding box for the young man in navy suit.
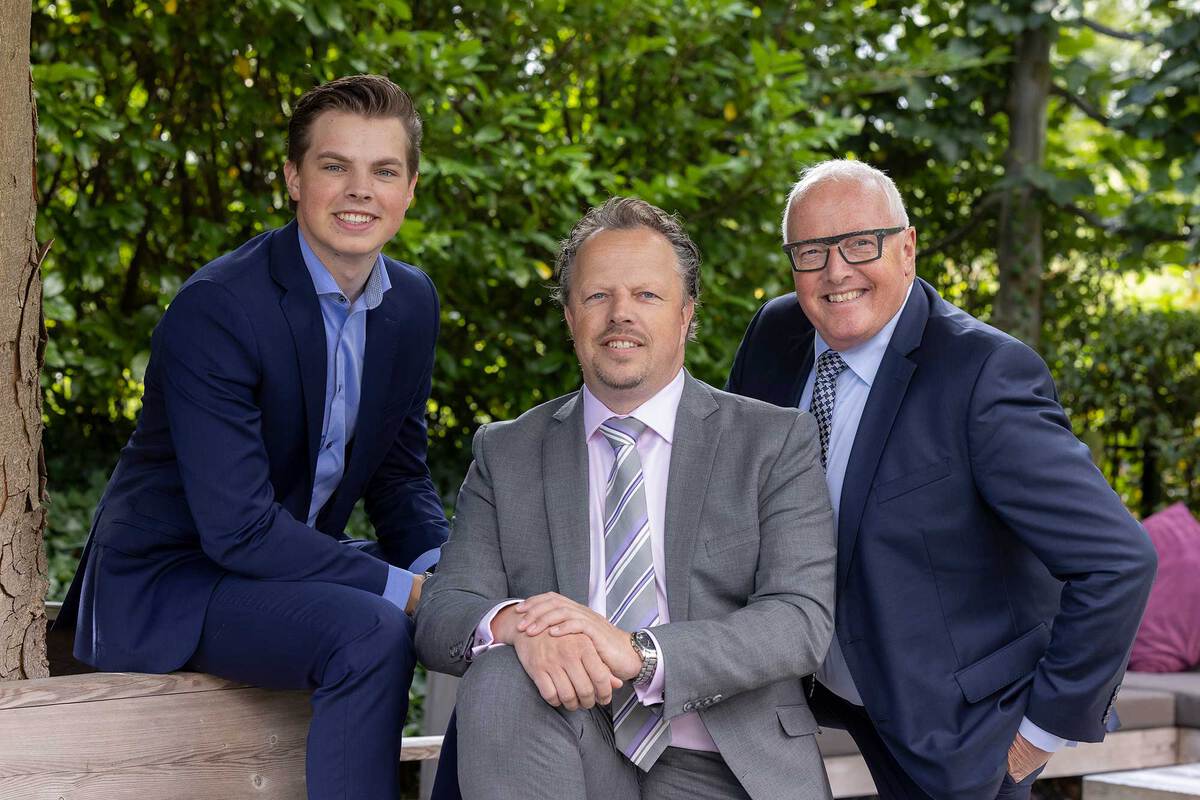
[726,160,1157,800]
[59,75,448,799]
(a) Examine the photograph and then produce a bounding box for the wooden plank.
[1042,728,1181,779]
[824,753,877,798]
[400,736,443,762]
[1084,763,1200,800]
[1181,730,1200,762]
[0,671,244,711]
[0,686,309,799]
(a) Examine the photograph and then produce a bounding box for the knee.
[329,600,416,683]
[457,646,553,739]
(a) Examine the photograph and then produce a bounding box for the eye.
[639,291,661,300]
[585,292,607,302]
[322,163,346,172]
[376,169,398,178]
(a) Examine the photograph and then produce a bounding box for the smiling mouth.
[335,212,376,225]
[602,338,643,350]
[826,289,866,304]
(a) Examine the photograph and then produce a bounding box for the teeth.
[827,289,865,303]
[337,213,373,224]
[606,341,639,349]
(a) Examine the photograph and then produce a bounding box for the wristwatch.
[630,629,658,687]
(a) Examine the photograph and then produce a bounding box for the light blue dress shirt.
[298,232,438,611]
[798,281,1069,753]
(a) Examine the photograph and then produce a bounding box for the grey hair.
[781,160,910,240]
[552,196,702,339]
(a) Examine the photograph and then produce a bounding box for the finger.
[581,649,616,705]
[548,666,580,711]
[515,592,567,614]
[531,670,561,707]
[564,657,598,709]
[547,619,590,637]
[521,607,585,635]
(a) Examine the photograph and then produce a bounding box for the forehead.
[786,180,893,240]
[303,110,409,161]
[573,227,680,286]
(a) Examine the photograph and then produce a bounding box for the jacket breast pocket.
[874,458,951,504]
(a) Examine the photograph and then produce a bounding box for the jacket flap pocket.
[704,527,758,558]
[874,458,951,503]
[777,704,819,737]
[954,622,1049,703]
[131,491,197,534]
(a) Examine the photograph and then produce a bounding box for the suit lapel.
[786,326,816,409]
[663,374,721,624]
[345,282,403,486]
[271,221,326,502]
[835,281,931,590]
[545,394,591,604]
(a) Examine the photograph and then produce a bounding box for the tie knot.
[600,416,646,452]
[817,349,848,379]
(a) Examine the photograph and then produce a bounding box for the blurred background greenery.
[31,0,1199,609]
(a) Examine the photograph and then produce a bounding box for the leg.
[429,710,463,800]
[455,646,638,800]
[809,682,933,800]
[188,574,416,800]
[640,748,751,800]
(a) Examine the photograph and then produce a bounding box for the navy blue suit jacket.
[61,221,449,672]
[727,278,1156,798]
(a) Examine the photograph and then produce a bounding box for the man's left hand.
[515,592,643,680]
[1006,732,1051,782]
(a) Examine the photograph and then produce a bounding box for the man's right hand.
[493,605,622,711]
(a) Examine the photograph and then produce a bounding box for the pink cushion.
[1129,503,1200,673]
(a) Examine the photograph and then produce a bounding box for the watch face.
[633,630,654,650]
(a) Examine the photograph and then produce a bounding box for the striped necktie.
[599,416,671,770]
[810,350,848,470]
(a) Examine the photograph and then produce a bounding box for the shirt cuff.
[470,599,523,658]
[1019,716,1076,751]
[381,565,415,611]
[408,547,441,575]
[633,629,666,706]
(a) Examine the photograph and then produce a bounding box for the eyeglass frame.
[782,225,908,273]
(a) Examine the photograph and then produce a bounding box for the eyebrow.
[314,151,405,169]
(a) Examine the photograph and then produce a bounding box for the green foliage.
[30,0,1200,599]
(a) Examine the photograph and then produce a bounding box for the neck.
[588,368,682,416]
[325,259,374,303]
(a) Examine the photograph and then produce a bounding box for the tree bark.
[994,20,1054,348]
[0,0,49,682]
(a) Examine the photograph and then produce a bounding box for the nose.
[346,169,374,202]
[824,246,855,282]
[608,291,636,324]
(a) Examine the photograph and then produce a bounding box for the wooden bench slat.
[0,672,247,711]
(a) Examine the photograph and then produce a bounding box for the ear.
[284,160,301,203]
[680,298,695,339]
[901,226,917,278]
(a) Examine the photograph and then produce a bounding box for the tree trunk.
[0,0,49,682]
[994,19,1054,349]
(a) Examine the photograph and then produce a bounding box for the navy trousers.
[809,681,1042,800]
[187,573,417,800]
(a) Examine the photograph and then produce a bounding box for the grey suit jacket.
[416,374,837,799]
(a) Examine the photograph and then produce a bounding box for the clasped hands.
[492,592,644,711]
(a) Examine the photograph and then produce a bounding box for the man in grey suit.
[416,197,837,800]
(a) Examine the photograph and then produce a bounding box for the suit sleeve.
[158,280,387,593]
[365,272,450,568]
[968,340,1157,742]
[414,423,518,675]
[649,412,837,718]
[724,300,767,395]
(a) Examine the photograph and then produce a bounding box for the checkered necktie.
[599,417,671,770]
[810,350,848,470]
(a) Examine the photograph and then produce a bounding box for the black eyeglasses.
[783,226,907,273]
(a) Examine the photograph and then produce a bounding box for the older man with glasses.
[726,159,1157,800]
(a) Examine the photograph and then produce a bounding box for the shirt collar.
[582,368,686,445]
[297,227,391,311]
[813,280,914,388]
